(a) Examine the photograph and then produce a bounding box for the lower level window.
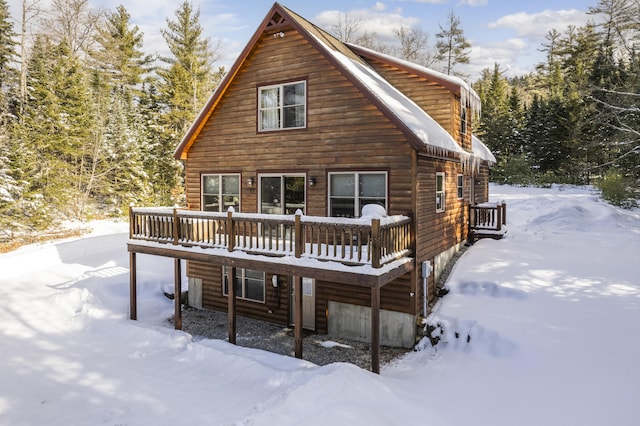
[222,267,265,303]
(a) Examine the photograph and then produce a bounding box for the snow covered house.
[127,2,499,372]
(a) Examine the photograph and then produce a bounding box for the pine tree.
[91,5,153,212]
[435,10,471,76]
[93,5,151,90]
[155,1,224,204]
[0,0,17,90]
[12,36,96,221]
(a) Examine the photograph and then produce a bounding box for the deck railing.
[469,201,507,232]
[129,207,413,268]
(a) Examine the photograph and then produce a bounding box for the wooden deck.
[129,207,413,269]
[469,201,507,241]
[127,207,415,374]
[126,202,505,372]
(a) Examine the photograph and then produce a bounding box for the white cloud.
[315,4,419,42]
[462,37,535,79]
[373,2,387,12]
[459,0,488,6]
[488,9,591,41]
[402,0,448,3]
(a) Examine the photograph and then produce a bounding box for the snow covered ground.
[0,184,638,425]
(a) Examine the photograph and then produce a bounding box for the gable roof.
[347,44,481,114]
[174,2,477,161]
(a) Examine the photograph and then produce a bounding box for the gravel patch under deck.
[175,307,410,371]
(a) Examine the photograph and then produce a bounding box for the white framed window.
[457,174,464,199]
[329,172,387,218]
[202,174,240,212]
[258,80,306,131]
[436,172,445,212]
[222,266,265,303]
[460,106,467,136]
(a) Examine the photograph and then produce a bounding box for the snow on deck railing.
[129,207,413,268]
[470,201,507,231]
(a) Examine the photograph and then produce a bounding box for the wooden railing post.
[129,204,134,239]
[496,203,502,232]
[173,207,179,245]
[371,218,381,268]
[294,211,302,258]
[227,209,235,252]
[502,201,507,225]
[469,204,476,228]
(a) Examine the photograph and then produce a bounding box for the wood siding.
[415,156,469,303]
[184,29,418,327]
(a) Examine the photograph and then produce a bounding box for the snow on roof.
[347,43,481,115]
[310,33,468,157]
[472,135,496,165]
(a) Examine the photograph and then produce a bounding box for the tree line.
[0,0,222,236]
[331,0,638,207]
[474,0,639,207]
[0,0,637,241]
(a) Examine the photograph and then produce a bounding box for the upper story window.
[460,106,467,136]
[202,174,240,212]
[457,174,464,199]
[436,172,445,212]
[258,81,306,131]
[329,172,387,218]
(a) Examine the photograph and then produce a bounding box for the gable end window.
[457,174,464,199]
[202,174,240,212]
[329,172,387,218]
[258,81,306,131]
[436,172,445,212]
[460,106,467,136]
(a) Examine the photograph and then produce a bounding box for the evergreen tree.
[93,5,151,90]
[435,10,471,76]
[0,0,17,90]
[91,5,153,212]
[12,36,96,221]
[155,1,224,204]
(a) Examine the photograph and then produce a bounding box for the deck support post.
[228,266,237,345]
[294,275,303,359]
[129,252,137,321]
[371,284,381,374]
[174,258,182,330]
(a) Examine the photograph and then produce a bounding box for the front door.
[290,277,316,330]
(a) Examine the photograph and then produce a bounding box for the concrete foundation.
[434,241,465,284]
[188,277,203,309]
[327,301,416,348]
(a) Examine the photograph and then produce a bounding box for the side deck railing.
[129,207,413,268]
[470,201,507,232]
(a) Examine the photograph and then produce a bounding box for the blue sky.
[8,0,599,81]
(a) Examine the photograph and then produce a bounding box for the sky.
[6,0,600,81]
[0,183,638,424]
